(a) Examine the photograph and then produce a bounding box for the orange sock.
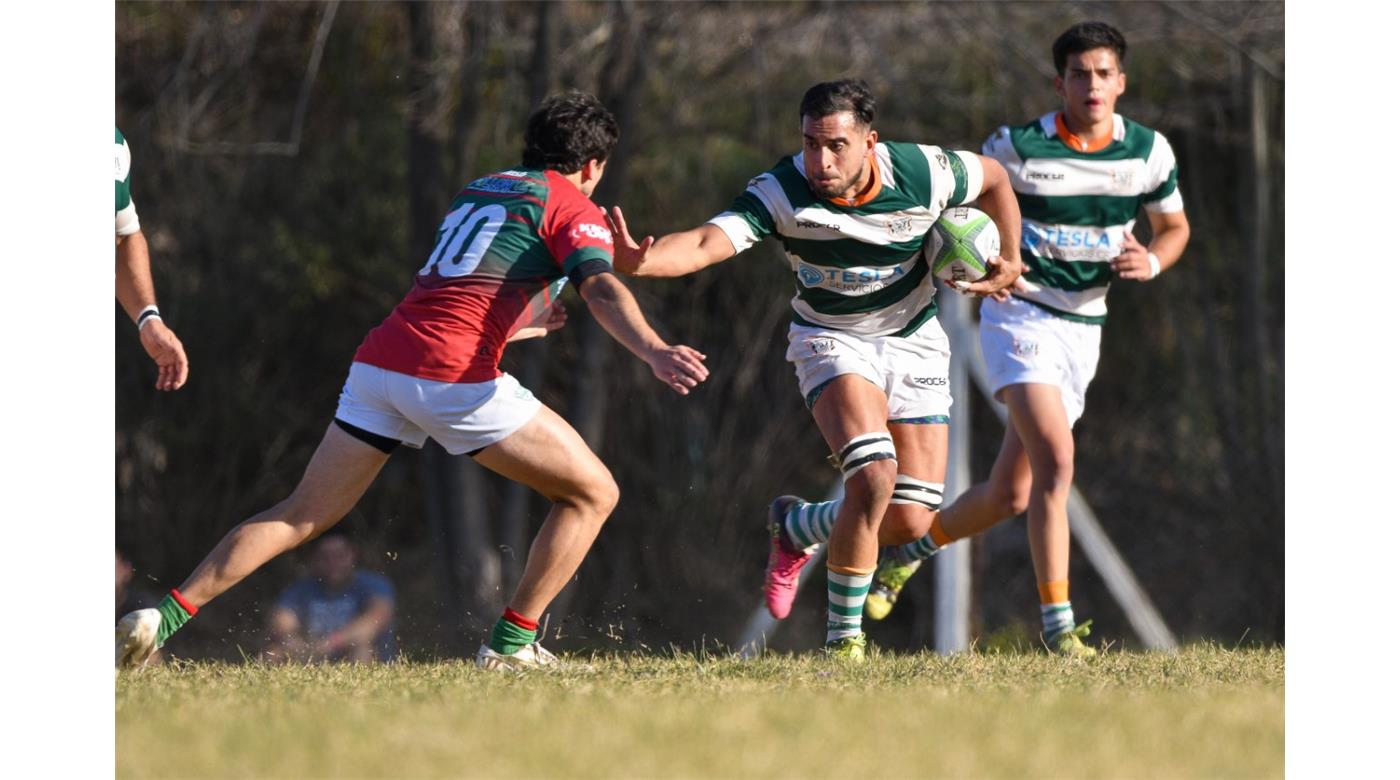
[1038,580,1070,605]
[928,513,953,547]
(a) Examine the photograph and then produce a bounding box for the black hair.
[521,90,620,173]
[799,79,877,128]
[1052,21,1127,75]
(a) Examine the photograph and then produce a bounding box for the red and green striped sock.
[154,589,198,647]
[488,608,538,656]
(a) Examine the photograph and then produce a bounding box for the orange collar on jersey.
[827,153,882,208]
[1055,112,1115,153]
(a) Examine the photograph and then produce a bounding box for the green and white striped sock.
[892,533,941,565]
[783,499,841,551]
[826,568,874,643]
[1041,601,1076,640]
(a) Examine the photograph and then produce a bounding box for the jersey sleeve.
[981,125,1020,168]
[544,193,615,288]
[1142,131,1184,214]
[918,145,984,210]
[115,128,140,237]
[705,174,779,255]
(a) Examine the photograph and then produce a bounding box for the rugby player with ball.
[608,79,1023,660]
[862,22,1191,657]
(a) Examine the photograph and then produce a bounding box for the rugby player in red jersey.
[116,92,708,670]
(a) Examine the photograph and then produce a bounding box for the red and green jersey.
[354,168,614,383]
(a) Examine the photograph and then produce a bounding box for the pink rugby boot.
[764,495,815,619]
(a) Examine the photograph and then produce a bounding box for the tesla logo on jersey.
[571,223,613,244]
[797,265,826,287]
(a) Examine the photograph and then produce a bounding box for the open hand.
[647,344,709,395]
[605,206,654,275]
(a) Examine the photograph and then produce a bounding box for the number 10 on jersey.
[418,202,508,278]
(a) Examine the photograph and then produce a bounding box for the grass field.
[117,644,1282,779]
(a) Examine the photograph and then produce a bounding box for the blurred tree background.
[115,0,1283,659]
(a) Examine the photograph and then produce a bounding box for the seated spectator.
[264,534,396,663]
[117,548,164,665]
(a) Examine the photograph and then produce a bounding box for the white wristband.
[137,305,162,331]
[1146,252,1161,280]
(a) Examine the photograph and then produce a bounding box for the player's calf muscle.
[878,503,932,545]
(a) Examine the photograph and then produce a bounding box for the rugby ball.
[924,206,999,285]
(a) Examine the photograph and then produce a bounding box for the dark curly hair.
[521,91,619,173]
[1052,22,1127,75]
[799,79,877,128]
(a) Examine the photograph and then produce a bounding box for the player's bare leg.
[935,423,1033,541]
[179,426,392,605]
[806,375,897,660]
[1001,384,1075,586]
[471,405,619,669]
[117,424,392,668]
[877,423,949,545]
[473,406,618,618]
[998,383,1092,654]
[863,422,949,620]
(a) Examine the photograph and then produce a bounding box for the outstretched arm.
[606,206,737,278]
[576,273,709,395]
[117,229,189,391]
[959,155,1025,299]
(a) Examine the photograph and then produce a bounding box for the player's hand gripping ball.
[923,206,1000,285]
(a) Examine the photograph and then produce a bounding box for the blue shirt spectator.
[265,535,397,663]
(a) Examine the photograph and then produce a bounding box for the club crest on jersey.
[887,216,915,239]
[571,222,613,244]
[1111,168,1136,190]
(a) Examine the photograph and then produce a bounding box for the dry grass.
[117,643,1282,779]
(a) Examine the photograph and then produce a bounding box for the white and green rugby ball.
[924,206,1000,285]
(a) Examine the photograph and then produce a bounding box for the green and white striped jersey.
[983,112,1182,323]
[115,127,140,237]
[708,141,982,337]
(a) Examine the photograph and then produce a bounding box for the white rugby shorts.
[979,296,1102,426]
[334,362,542,456]
[785,316,953,422]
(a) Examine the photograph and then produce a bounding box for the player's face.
[1055,48,1126,130]
[801,112,877,200]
